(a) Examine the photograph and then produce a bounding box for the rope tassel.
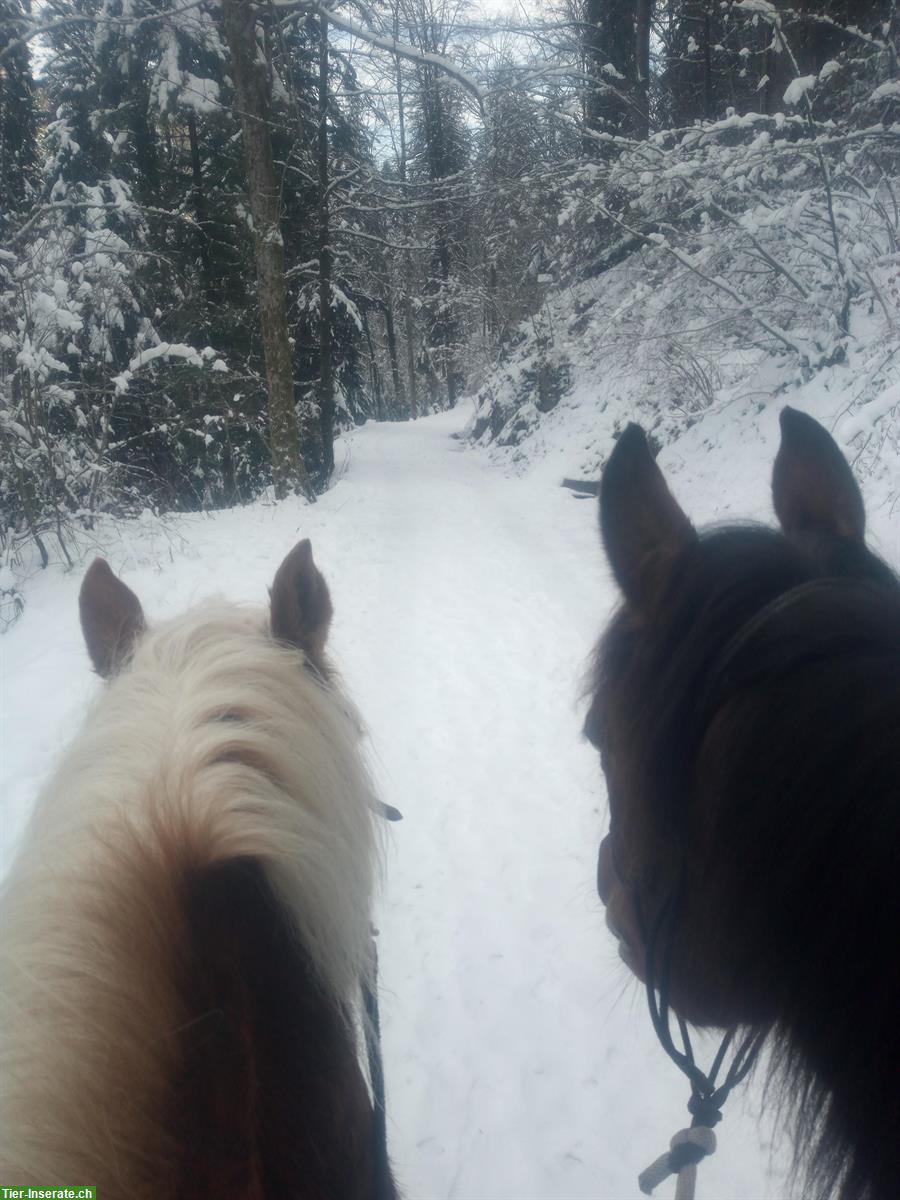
[638,1126,717,1200]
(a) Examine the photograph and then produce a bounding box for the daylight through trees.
[1,0,898,575]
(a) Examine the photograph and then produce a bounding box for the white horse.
[0,541,395,1199]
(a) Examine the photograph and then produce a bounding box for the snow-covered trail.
[336,410,787,1200]
[1,406,789,1198]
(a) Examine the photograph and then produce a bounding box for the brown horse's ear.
[600,424,696,610]
[269,539,333,665]
[79,559,146,678]
[773,407,865,542]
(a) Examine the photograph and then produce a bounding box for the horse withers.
[0,541,396,1199]
[587,409,900,1200]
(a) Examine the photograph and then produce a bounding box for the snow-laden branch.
[589,202,816,375]
[330,226,432,252]
[706,201,809,299]
[9,200,200,247]
[733,0,898,70]
[112,342,224,394]
[273,0,485,114]
[0,0,208,63]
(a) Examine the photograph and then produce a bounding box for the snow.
[783,75,817,107]
[181,73,221,114]
[870,80,900,103]
[733,0,778,17]
[113,341,206,393]
[2,408,794,1199]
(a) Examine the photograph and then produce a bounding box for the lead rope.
[363,927,392,1200]
[634,892,767,1199]
[638,1126,716,1200]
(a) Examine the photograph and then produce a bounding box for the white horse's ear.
[600,424,696,611]
[79,559,146,678]
[773,407,866,542]
[269,540,333,665]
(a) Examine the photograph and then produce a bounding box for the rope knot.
[638,1126,717,1198]
[687,1092,723,1129]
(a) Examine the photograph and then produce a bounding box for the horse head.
[587,408,900,1198]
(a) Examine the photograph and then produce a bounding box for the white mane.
[0,600,379,1189]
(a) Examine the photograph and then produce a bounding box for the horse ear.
[773,407,865,542]
[269,539,333,665]
[600,424,696,610]
[79,559,146,678]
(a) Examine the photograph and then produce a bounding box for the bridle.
[634,882,767,1197]
[601,588,821,1195]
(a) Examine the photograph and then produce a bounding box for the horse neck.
[171,855,383,1200]
[773,825,900,1200]
[0,793,385,1200]
[693,697,900,1200]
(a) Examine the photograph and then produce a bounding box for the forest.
[1,0,898,590]
[3,5,900,1196]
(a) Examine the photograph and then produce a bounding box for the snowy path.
[1,407,789,1198]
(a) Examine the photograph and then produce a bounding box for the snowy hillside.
[2,409,803,1199]
[467,212,900,572]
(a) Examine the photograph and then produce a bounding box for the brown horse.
[0,541,396,1200]
[587,409,900,1200]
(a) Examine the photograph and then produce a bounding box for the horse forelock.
[0,599,380,1192]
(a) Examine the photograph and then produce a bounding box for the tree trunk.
[703,8,714,121]
[384,301,405,414]
[437,231,456,409]
[186,111,214,296]
[404,302,418,419]
[221,0,310,500]
[583,0,640,147]
[126,47,159,200]
[316,12,335,480]
[394,10,418,419]
[362,309,384,420]
[635,0,651,138]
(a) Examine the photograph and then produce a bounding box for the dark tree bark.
[383,301,405,414]
[393,4,419,418]
[316,12,335,480]
[186,111,214,294]
[404,303,418,420]
[221,0,311,500]
[703,8,713,120]
[635,0,652,138]
[361,309,384,420]
[126,48,159,199]
[0,0,38,236]
[664,1,773,124]
[796,0,890,73]
[583,0,641,147]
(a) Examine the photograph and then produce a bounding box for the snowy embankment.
[2,409,794,1198]
[469,226,900,572]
